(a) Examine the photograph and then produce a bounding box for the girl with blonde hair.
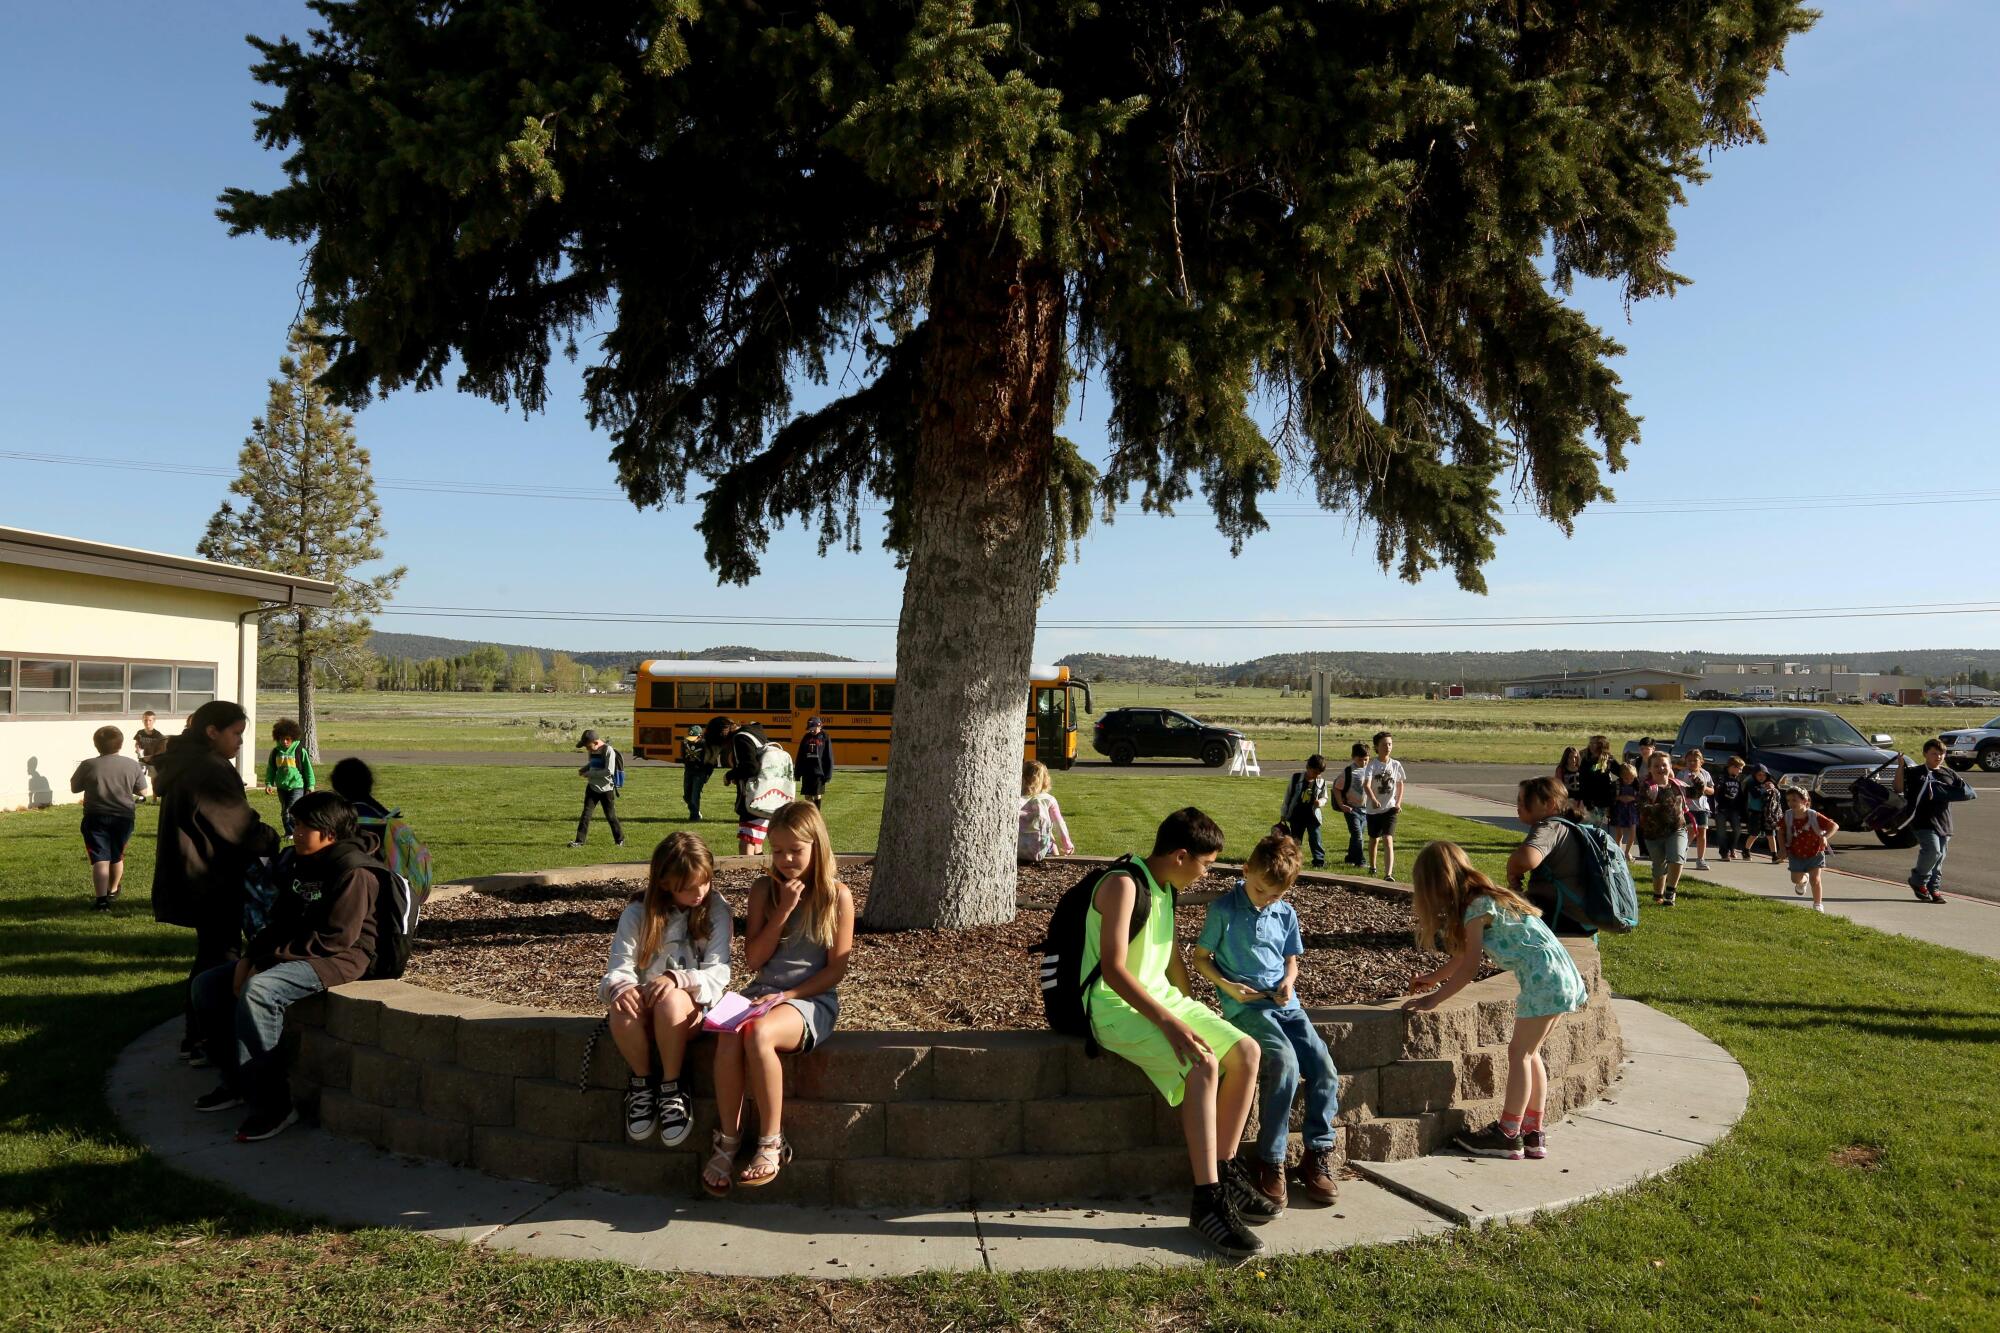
[1018,760,1075,864]
[1405,840,1586,1162]
[704,801,854,1195]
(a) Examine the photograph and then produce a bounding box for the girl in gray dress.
[703,801,854,1195]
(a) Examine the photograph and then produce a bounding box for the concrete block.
[1401,1005,1476,1059]
[378,988,490,1062]
[1560,1068,1594,1118]
[885,1099,1022,1159]
[972,1153,1109,1205]
[1315,1010,1402,1070]
[1063,1046,1154,1097]
[1023,1095,1153,1155]
[543,1017,626,1090]
[834,1157,972,1209]
[317,1088,381,1144]
[1441,1099,1501,1144]
[514,1078,621,1143]
[323,989,383,1045]
[932,1038,1065,1101]
[349,1047,422,1109]
[1541,1020,1576,1077]
[793,1039,931,1103]
[421,1064,516,1127]
[1345,1116,1427,1162]
[380,1106,471,1164]
[1336,1068,1379,1125]
[1458,1047,1506,1101]
[1476,997,1515,1048]
[775,1101,884,1160]
[286,991,329,1029]
[1377,1059,1460,1115]
[296,1028,352,1091]
[717,1155,835,1206]
[1103,1145,1190,1196]
[575,1142,698,1197]
[473,1126,578,1187]
[456,1011,554,1079]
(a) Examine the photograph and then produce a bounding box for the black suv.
[1091,708,1245,767]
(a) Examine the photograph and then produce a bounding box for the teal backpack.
[1546,818,1640,934]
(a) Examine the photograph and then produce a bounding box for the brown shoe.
[1253,1159,1288,1211]
[1295,1147,1339,1205]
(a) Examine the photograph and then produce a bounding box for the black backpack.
[364,865,419,980]
[1036,855,1161,1056]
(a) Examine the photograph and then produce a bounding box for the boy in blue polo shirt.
[1192,831,1339,1210]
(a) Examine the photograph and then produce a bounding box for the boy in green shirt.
[261,717,315,837]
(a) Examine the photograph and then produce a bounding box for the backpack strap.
[1073,856,1149,1053]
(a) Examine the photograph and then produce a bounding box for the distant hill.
[368,631,850,670]
[1058,648,2000,688]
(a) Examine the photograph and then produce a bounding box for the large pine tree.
[222,0,1812,926]
[199,321,405,759]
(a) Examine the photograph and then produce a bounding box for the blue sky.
[2,2,1995,665]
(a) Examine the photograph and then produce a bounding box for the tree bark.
[864,226,1064,931]
[296,608,320,763]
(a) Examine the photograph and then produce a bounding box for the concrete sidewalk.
[112,999,1742,1276]
[1406,784,2000,963]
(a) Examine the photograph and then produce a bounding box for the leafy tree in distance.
[199,321,404,759]
[222,1,1812,928]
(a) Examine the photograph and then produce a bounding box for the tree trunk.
[864,227,1064,931]
[296,608,320,763]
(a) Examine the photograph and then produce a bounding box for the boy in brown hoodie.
[189,792,380,1142]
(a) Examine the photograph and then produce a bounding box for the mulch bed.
[406,862,1465,1031]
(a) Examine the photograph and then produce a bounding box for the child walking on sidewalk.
[1405,840,1586,1162]
[1781,787,1839,913]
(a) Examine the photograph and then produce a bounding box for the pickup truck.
[1626,707,1909,845]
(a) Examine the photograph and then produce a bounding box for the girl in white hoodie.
[600,833,733,1147]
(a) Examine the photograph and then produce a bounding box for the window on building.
[176,664,217,710]
[78,661,125,713]
[0,659,10,713]
[18,659,73,714]
[131,663,174,715]
[0,656,221,719]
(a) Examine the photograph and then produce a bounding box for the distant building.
[0,526,333,808]
[1700,662,1922,700]
[1500,667,1701,701]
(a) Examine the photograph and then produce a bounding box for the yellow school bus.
[630,660,1093,768]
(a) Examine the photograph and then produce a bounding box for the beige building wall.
[1,564,261,809]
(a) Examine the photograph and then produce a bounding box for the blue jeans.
[1225,1002,1339,1166]
[1910,830,1949,892]
[1341,809,1368,865]
[191,959,324,1110]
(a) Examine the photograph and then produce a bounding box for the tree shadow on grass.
[0,1151,320,1246]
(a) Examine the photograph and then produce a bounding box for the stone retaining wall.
[281,864,1623,1208]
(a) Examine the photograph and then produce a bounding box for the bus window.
[676,681,710,710]
[873,684,895,713]
[650,681,675,710]
[795,683,815,710]
[768,682,791,713]
[741,682,765,710]
[821,682,846,712]
[714,681,736,709]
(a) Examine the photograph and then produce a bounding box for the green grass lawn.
[4,768,1997,1329]
[269,688,1941,766]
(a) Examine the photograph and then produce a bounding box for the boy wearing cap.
[798,716,836,808]
[569,730,626,849]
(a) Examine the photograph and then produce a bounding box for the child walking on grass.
[1085,808,1272,1258]
[1781,787,1839,913]
[1018,761,1076,864]
[704,802,853,1196]
[600,833,732,1148]
[1405,840,1587,1162]
[261,718,314,837]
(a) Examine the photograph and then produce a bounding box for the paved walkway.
[112,999,1741,1277]
[1407,784,2000,963]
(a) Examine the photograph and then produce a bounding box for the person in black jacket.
[189,792,380,1142]
[152,700,279,1065]
[798,716,835,808]
[1575,734,1620,826]
[703,715,774,854]
[680,725,715,821]
[1896,740,1973,904]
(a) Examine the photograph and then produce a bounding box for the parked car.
[1940,716,2000,772]
[1625,707,1908,845]
[1091,707,1244,767]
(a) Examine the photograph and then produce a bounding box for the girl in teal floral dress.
[1405,841,1587,1162]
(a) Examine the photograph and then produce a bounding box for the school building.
[1500,667,1701,701]
[0,526,334,809]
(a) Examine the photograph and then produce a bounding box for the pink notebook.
[702,992,782,1033]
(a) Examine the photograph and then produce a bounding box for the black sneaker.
[1926,888,1948,904]
[93,896,112,912]
[194,1085,244,1113]
[1224,1157,1284,1223]
[623,1076,658,1143]
[178,1037,201,1063]
[656,1083,693,1148]
[1188,1183,1262,1258]
[1523,1129,1548,1160]
[234,1105,299,1142]
[1454,1124,1524,1160]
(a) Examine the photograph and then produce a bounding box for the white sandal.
[701,1129,740,1197]
[734,1133,792,1188]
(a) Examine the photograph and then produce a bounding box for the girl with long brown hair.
[1404,840,1586,1163]
[599,833,731,1148]
[703,801,854,1196]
